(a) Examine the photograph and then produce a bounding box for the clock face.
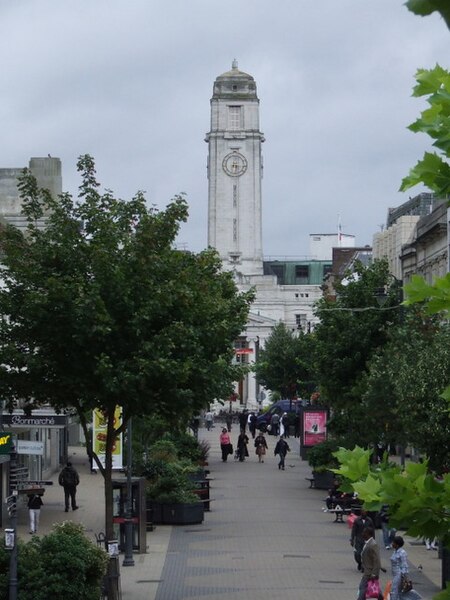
[222,152,248,177]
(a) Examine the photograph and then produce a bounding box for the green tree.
[254,322,315,405]
[400,65,450,195]
[361,310,450,471]
[0,522,108,600]
[405,0,450,30]
[0,155,253,537]
[313,260,403,446]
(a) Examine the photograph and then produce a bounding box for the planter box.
[162,502,204,525]
[312,470,335,490]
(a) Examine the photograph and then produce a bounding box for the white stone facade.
[205,61,264,277]
[206,64,323,410]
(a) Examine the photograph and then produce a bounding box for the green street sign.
[0,432,13,455]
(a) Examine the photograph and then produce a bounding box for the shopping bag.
[365,578,380,598]
[347,512,358,528]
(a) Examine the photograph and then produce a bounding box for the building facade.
[206,63,331,409]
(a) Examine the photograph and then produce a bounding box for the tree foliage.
[361,309,450,472]
[254,322,315,401]
[313,260,403,445]
[0,155,253,535]
[406,0,450,30]
[333,447,450,553]
[400,64,450,195]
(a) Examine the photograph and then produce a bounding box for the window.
[228,106,241,130]
[295,314,306,328]
[323,265,332,277]
[233,184,238,207]
[295,265,309,283]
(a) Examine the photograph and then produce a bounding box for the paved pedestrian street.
[12,426,441,599]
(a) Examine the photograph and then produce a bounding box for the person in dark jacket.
[351,510,374,571]
[58,461,80,512]
[27,492,43,534]
[249,412,257,439]
[237,432,249,461]
[274,437,290,470]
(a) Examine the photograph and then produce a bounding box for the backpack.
[59,467,78,487]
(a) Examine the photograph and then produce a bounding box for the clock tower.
[205,60,265,276]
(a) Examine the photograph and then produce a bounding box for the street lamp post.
[122,418,134,567]
[8,443,18,600]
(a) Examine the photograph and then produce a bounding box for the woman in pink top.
[220,428,232,462]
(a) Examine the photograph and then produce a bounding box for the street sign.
[16,481,53,490]
[0,432,13,455]
[16,440,44,455]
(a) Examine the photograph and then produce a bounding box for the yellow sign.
[92,407,122,469]
[0,432,13,454]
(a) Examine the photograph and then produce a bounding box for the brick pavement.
[11,427,442,599]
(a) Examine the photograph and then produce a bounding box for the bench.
[305,477,315,489]
[327,507,352,523]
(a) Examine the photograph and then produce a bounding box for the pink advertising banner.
[303,410,327,446]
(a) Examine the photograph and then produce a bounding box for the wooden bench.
[305,477,315,489]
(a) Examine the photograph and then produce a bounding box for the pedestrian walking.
[356,527,381,600]
[220,428,232,462]
[281,412,290,437]
[225,412,232,432]
[239,410,248,433]
[274,437,290,470]
[351,510,374,571]
[379,504,396,549]
[390,536,422,599]
[27,492,43,534]
[205,410,214,431]
[254,432,268,463]
[58,461,80,512]
[237,431,249,461]
[248,412,257,438]
[270,412,280,436]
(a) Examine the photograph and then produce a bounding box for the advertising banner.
[302,410,327,447]
[92,407,123,469]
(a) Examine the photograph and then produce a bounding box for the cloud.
[1,0,448,256]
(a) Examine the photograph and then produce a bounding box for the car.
[256,399,300,432]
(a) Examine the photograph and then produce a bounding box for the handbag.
[365,578,380,598]
[400,574,413,593]
[228,443,233,455]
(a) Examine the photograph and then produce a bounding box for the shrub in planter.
[0,522,108,600]
[148,439,179,463]
[307,440,339,472]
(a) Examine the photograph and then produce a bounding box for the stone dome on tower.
[213,60,258,100]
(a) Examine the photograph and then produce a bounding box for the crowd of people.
[217,408,292,467]
[323,479,425,600]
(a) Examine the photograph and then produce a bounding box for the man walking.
[357,527,381,600]
[274,437,290,470]
[58,461,80,512]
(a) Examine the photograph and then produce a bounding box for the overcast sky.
[1,1,448,257]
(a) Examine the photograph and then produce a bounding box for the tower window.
[233,218,237,241]
[295,265,309,283]
[228,106,242,130]
[233,184,238,207]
